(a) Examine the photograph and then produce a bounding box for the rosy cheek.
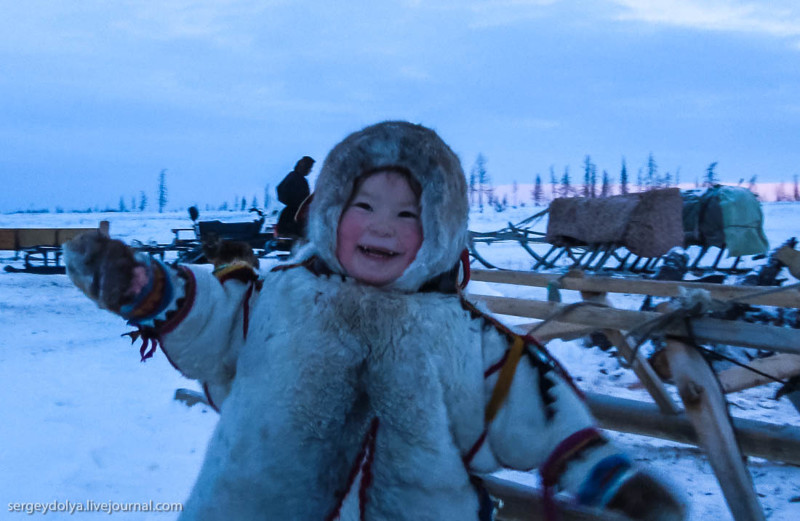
[336,211,362,261]
[403,224,423,254]
[335,217,350,262]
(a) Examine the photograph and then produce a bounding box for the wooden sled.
[468,267,800,521]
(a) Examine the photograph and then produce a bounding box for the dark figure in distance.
[276,156,314,237]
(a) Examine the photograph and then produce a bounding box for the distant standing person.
[276,155,314,237]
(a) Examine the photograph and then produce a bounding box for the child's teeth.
[361,246,395,257]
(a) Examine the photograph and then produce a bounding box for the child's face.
[336,171,423,286]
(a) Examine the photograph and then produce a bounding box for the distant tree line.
[11,161,800,214]
[466,152,800,210]
[113,169,274,214]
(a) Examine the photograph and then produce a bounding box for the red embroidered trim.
[202,382,220,413]
[125,264,169,320]
[121,329,160,362]
[540,428,605,521]
[460,294,584,400]
[484,350,510,378]
[325,417,380,521]
[459,248,471,290]
[521,332,585,400]
[463,429,488,467]
[157,334,181,372]
[359,417,380,521]
[159,267,196,335]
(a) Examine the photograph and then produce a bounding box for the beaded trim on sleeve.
[576,454,636,508]
[120,255,186,328]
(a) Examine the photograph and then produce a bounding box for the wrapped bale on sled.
[546,188,684,258]
[682,185,769,257]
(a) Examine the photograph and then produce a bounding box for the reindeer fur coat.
[73,122,627,521]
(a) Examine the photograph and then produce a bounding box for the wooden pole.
[716,353,800,394]
[663,339,765,521]
[572,283,681,415]
[585,392,800,466]
[524,321,598,342]
[602,329,681,415]
[470,269,800,309]
[468,294,800,355]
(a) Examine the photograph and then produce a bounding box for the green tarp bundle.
[682,185,769,257]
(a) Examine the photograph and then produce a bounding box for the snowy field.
[1,203,799,520]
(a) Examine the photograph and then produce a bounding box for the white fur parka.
[111,123,627,520]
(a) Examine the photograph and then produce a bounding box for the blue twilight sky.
[2,0,800,212]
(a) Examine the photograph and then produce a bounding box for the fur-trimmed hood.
[304,121,469,292]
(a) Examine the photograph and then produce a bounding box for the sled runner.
[469,186,769,275]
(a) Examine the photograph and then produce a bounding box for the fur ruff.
[306,121,470,292]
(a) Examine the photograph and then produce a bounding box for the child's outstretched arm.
[470,325,685,521]
[63,229,256,403]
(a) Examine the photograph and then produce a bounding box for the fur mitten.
[63,230,144,314]
[606,471,686,521]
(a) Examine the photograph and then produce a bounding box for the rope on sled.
[725,280,800,304]
[525,281,800,398]
[680,316,799,398]
[525,300,611,336]
[621,286,799,399]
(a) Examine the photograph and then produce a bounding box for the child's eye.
[353,202,372,211]
[398,210,419,219]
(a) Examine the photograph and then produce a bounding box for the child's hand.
[63,230,145,314]
[606,471,686,521]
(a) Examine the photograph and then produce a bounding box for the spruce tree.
[620,158,629,195]
[533,174,544,206]
[560,166,572,197]
[704,162,719,187]
[646,153,657,190]
[469,169,477,207]
[473,154,489,211]
[776,182,787,202]
[601,170,611,197]
[747,175,758,195]
[157,169,168,213]
[583,155,592,198]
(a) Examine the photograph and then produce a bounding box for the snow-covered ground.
[1,204,799,520]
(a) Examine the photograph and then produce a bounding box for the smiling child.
[63,121,684,521]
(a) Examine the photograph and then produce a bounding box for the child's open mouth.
[358,245,399,258]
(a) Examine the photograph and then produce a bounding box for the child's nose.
[368,217,395,236]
